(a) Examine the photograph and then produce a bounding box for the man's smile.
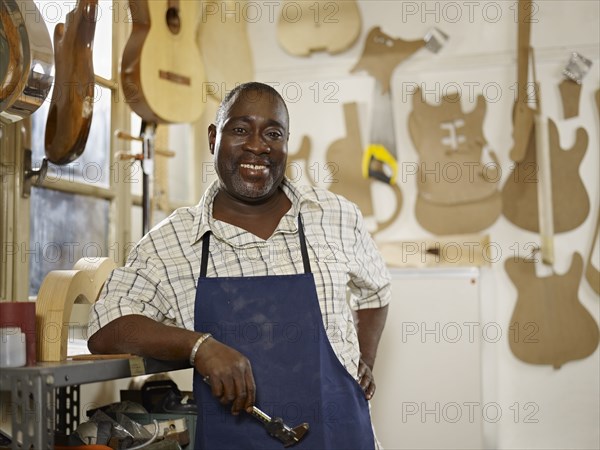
[240,163,268,170]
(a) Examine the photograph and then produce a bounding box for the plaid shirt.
[89,178,391,378]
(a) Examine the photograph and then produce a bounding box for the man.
[88,82,390,449]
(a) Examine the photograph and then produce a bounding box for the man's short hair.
[215,82,289,129]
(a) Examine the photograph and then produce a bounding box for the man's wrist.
[189,333,212,366]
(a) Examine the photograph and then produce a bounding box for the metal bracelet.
[189,333,212,366]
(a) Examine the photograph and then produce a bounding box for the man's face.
[209,90,289,203]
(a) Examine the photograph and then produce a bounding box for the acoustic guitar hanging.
[121,0,205,124]
[45,0,99,165]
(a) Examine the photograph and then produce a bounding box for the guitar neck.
[516,0,532,103]
[532,74,554,265]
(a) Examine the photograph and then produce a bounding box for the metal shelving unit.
[0,358,188,449]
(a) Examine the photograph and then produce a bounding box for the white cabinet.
[371,268,484,449]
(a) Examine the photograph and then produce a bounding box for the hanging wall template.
[502,118,590,234]
[277,0,361,56]
[506,253,600,368]
[585,211,600,295]
[558,52,592,120]
[408,89,501,235]
[326,103,402,235]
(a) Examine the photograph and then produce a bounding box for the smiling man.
[88,82,390,449]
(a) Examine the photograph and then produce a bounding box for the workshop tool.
[362,27,449,185]
[203,377,309,447]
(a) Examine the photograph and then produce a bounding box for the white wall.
[240,1,599,449]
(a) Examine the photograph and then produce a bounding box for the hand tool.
[203,376,309,447]
[364,27,449,185]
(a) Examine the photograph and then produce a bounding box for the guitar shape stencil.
[507,253,599,368]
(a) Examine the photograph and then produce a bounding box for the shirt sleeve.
[346,203,392,311]
[87,244,174,337]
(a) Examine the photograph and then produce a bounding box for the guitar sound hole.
[166,8,181,35]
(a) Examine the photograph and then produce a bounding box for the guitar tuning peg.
[116,152,143,161]
[155,149,176,158]
[115,130,143,142]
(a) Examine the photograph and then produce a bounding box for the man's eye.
[233,127,246,134]
[267,131,282,139]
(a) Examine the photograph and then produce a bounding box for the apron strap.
[199,214,312,278]
[200,232,210,278]
[298,214,312,274]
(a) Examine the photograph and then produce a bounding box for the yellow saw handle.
[362,144,399,185]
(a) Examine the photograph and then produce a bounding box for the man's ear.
[208,124,217,154]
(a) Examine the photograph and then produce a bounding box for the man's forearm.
[87,314,200,361]
[355,305,389,370]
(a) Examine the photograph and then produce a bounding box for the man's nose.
[244,132,270,154]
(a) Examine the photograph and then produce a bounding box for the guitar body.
[277,0,361,56]
[506,253,599,368]
[409,89,501,235]
[45,0,98,165]
[0,0,53,123]
[586,211,600,295]
[502,118,589,233]
[122,0,205,123]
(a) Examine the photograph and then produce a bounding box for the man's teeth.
[240,163,266,170]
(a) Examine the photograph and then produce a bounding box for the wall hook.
[22,149,48,198]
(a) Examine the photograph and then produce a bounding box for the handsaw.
[363,27,449,185]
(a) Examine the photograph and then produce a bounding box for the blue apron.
[193,215,375,449]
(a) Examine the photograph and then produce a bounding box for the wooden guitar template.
[350,26,446,191]
[350,26,425,95]
[509,0,535,163]
[326,103,402,234]
[0,0,53,123]
[45,0,98,165]
[585,211,600,295]
[502,117,590,234]
[506,253,599,368]
[505,9,597,368]
[409,88,502,235]
[277,0,361,56]
[558,52,592,120]
[121,0,205,124]
[585,89,600,295]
